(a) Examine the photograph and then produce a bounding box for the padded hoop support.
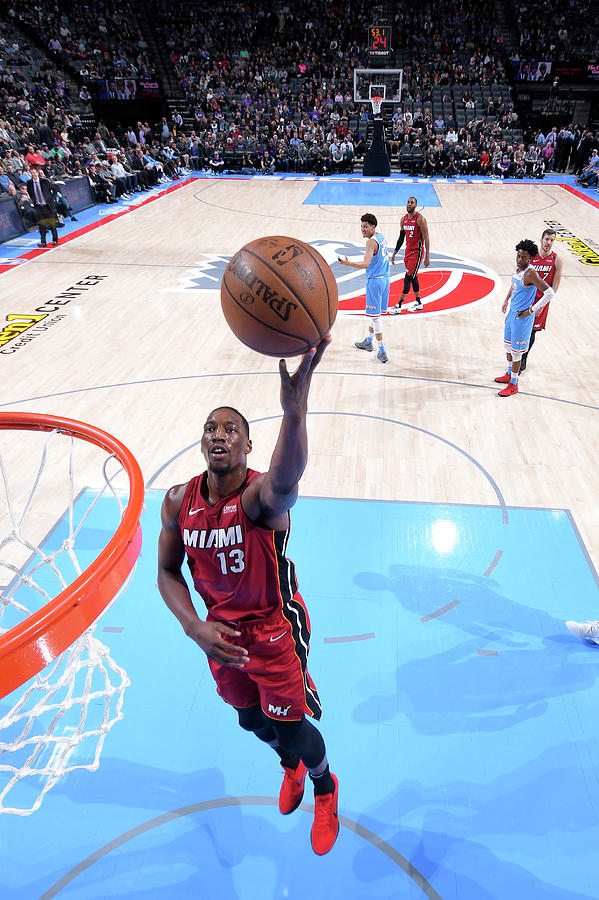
[0,413,144,699]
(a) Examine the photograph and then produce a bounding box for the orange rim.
[0,413,144,699]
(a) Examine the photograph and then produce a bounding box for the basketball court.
[1,170,599,899]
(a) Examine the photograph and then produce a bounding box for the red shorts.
[207,594,321,722]
[405,246,424,277]
[533,303,549,330]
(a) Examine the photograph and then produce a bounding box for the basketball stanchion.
[0,413,143,815]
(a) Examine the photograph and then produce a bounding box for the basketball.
[220,235,338,357]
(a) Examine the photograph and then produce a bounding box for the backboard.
[353,68,403,105]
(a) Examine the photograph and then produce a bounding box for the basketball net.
[0,424,140,815]
[370,95,383,116]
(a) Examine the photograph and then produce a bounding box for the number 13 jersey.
[179,469,298,623]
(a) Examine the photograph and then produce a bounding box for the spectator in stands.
[87,163,117,203]
[576,149,599,187]
[16,182,37,227]
[208,149,225,175]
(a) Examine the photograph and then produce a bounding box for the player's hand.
[517,307,533,319]
[338,255,348,265]
[391,252,396,265]
[279,333,331,414]
[424,255,430,267]
[502,300,509,314]
[188,620,249,668]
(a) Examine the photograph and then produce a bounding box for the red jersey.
[530,250,557,330]
[178,469,298,624]
[402,213,422,252]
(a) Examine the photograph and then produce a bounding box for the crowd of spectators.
[1,0,599,245]
[512,0,599,64]
[7,1,156,84]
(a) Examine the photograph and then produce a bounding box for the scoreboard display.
[368,25,392,58]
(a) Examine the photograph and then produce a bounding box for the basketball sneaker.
[279,760,307,815]
[412,299,424,311]
[311,774,339,855]
[565,620,599,644]
[497,383,518,397]
[377,349,388,363]
[388,302,403,315]
[494,372,511,384]
[354,339,373,351]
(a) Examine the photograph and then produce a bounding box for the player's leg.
[410,247,425,310]
[272,716,339,854]
[495,314,515,383]
[498,317,534,397]
[520,328,536,372]
[389,272,412,314]
[368,281,389,361]
[355,281,377,351]
[254,606,339,853]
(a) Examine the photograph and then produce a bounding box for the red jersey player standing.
[389,196,430,312]
[157,336,340,856]
[520,227,562,373]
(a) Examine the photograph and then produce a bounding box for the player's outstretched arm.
[338,238,377,269]
[243,334,331,527]
[158,486,248,667]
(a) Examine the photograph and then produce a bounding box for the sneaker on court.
[311,774,339,855]
[494,372,511,383]
[354,339,373,351]
[497,382,518,397]
[388,303,403,315]
[565,620,599,644]
[377,349,388,363]
[279,760,307,815]
[412,300,423,311]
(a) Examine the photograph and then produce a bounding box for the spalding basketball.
[220,236,338,357]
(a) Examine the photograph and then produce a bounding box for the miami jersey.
[509,265,537,313]
[179,469,298,623]
[530,251,557,298]
[530,250,557,330]
[366,232,389,278]
[401,213,422,252]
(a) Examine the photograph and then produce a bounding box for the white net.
[371,96,383,115]
[0,427,137,815]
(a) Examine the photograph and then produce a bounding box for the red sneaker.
[310,773,339,855]
[498,382,518,397]
[278,760,307,815]
[494,372,511,383]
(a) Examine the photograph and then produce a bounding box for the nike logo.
[269,631,287,643]
[189,507,205,515]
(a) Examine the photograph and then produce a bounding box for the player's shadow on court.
[353,740,597,899]
[352,565,599,733]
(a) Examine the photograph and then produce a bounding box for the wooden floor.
[1,176,598,575]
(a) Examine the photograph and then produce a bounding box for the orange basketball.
[220,236,338,357]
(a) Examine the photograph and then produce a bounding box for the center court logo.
[164,241,501,316]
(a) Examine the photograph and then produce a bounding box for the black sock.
[309,765,335,796]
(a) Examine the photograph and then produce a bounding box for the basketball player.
[338,212,390,363]
[519,228,562,373]
[494,240,555,397]
[157,336,340,856]
[389,196,430,312]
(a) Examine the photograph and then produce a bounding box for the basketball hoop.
[0,413,143,814]
[371,95,383,116]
